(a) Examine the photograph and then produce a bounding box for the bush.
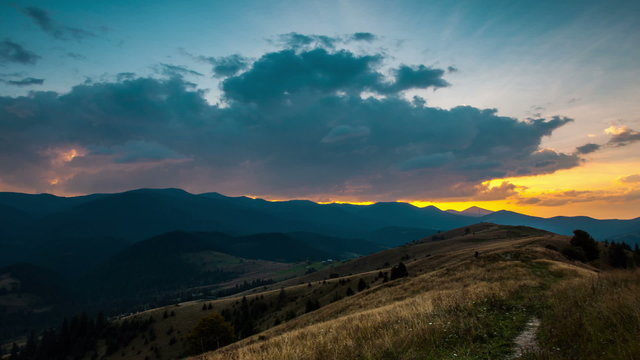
[561,246,587,262]
[390,262,408,280]
[305,299,320,313]
[357,278,367,292]
[186,312,235,355]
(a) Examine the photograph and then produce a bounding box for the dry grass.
[94,224,602,360]
[199,249,589,360]
[522,271,640,360]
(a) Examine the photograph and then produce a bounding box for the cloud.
[156,63,203,78]
[0,40,41,64]
[22,6,95,41]
[349,32,377,42]
[274,32,381,49]
[472,181,520,201]
[88,141,188,163]
[0,77,44,86]
[382,65,448,93]
[447,66,458,73]
[116,72,136,81]
[321,125,370,143]
[201,54,249,78]
[277,33,338,49]
[221,48,448,105]
[399,152,454,170]
[516,188,640,207]
[605,125,640,147]
[0,42,582,199]
[221,48,384,104]
[575,143,600,154]
[620,174,640,183]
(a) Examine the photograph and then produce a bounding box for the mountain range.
[1,188,638,265]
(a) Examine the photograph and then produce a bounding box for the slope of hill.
[0,263,72,339]
[57,224,599,360]
[480,210,640,243]
[65,229,378,314]
[364,226,438,247]
[9,223,640,360]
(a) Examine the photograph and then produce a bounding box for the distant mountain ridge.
[0,188,639,274]
[446,206,494,217]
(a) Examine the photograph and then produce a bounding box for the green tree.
[187,312,236,355]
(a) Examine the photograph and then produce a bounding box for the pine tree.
[357,278,367,292]
[610,242,629,268]
[346,287,354,296]
[570,230,600,261]
[277,288,287,308]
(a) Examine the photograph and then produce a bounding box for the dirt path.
[509,317,540,359]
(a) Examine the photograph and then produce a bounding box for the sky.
[1,0,639,219]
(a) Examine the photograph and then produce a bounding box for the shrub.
[305,299,320,313]
[561,245,587,262]
[186,312,235,355]
[357,278,367,292]
[390,262,409,280]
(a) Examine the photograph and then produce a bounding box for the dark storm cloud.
[0,43,581,199]
[22,6,95,41]
[221,48,384,104]
[220,48,448,105]
[200,54,249,78]
[89,141,186,163]
[382,65,448,93]
[575,143,600,154]
[0,40,40,64]
[0,77,44,86]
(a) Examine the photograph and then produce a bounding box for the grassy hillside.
[8,224,639,360]
[64,224,595,359]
